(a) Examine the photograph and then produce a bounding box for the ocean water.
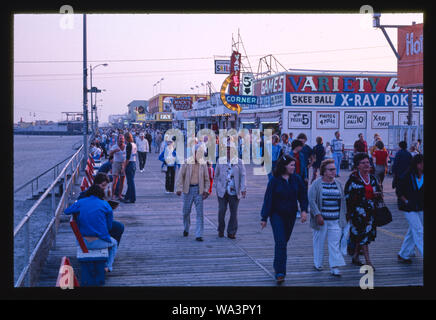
[13,135,83,285]
[14,135,83,192]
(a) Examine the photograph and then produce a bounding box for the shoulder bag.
[373,179,392,227]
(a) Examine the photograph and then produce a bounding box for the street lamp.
[89,63,108,133]
[159,77,164,93]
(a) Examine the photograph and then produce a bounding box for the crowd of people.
[64,126,423,284]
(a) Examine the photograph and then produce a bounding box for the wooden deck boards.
[37,153,423,287]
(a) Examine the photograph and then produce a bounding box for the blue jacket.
[392,149,412,177]
[97,160,112,174]
[261,174,308,221]
[64,195,113,243]
[159,145,180,168]
[396,171,424,212]
[271,144,282,162]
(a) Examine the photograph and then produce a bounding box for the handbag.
[374,198,392,227]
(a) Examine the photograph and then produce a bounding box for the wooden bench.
[69,214,108,286]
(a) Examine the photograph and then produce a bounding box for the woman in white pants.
[396,154,424,263]
[308,159,347,276]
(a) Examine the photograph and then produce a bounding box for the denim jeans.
[332,152,343,176]
[110,220,125,245]
[182,185,204,238]
[83,237,118,272]
[270,213,296,276]
[125,161,136,202]
[399,211,424,259]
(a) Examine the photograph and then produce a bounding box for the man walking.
[214,138,247,239]
[331,131,344,177]
[176,145,210,241]
[136,132,149,173]
[354,133,368,154]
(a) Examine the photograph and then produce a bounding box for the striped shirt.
[320,182,341,220]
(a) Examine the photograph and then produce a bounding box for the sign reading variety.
[285,75,423,107]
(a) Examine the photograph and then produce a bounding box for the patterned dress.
[344,171,382,246]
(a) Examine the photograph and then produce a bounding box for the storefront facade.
[239,71,423,148]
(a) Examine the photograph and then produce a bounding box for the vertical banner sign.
[397,23,423,88]
[230,51,241,95]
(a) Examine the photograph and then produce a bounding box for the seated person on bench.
[78,172,124,246]
[64,182,118,273]
[97,155,114,182]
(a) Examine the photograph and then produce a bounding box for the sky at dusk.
[13,12,423,123]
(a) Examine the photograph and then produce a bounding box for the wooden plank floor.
[38,152,423,287]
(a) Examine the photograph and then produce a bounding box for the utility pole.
[82,14,88,169]
[90,65,94,134]
[373,14,419,126]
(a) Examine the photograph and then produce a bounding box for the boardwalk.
[38,152,423,287]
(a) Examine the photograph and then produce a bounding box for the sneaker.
[275,273,285,284]
[397,254,412,264]
[331,267,341,276]
[313,265,323,271]
[296,211,301,218]
[165,191,171,194]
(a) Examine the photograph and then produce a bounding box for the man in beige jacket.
[176,145,210,241]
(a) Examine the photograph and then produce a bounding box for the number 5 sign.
[241,73,255,96]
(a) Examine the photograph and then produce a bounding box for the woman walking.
[372,140,389,188]
[396,154,424,263]
[344,152,383,271]
[309,159,346,276]
[159,138,179,193]
[260,155,308,284]
[122,132,137,203]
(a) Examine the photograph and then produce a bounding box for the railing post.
[24,221,30,287]
[51,186,56,218]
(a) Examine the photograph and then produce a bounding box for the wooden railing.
[14,145,85,287]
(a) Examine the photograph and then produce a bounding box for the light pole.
[159,78,164,93]
[82,14,88,170]
[94,90,105,130]
[372,13,418,125]
[89,63,108,133]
